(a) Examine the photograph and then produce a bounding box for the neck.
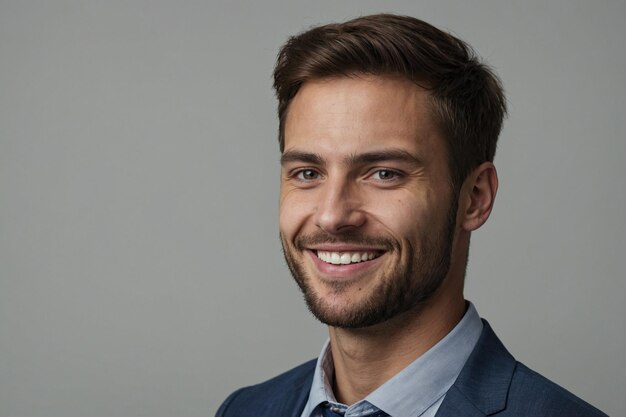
[328,273,466,405]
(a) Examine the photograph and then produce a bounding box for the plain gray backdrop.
[1,1,624,416]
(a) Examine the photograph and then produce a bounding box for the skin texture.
[279,75,498,404]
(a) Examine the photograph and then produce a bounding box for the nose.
[314,177,366,234]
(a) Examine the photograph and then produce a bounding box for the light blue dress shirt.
[300,302,483,417]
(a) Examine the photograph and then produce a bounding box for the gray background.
[1,1,624,416]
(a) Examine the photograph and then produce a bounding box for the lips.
[316,250,381,265]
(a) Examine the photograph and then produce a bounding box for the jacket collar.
[435,320,516,417]
[280,362,316,417]
[283,320,516,417]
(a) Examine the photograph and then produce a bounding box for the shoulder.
[505,361,608,417]
[215,359,317,417]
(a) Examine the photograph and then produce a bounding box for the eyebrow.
[346,149,423,167]
[280,148,423,167]
[280,150,325,166]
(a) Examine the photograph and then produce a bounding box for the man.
[216,14,607,417]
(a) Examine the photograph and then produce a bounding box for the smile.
[316,250,382,265]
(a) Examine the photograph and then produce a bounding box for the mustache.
[294,230,396,251]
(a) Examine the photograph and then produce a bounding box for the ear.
[458,162,498,232]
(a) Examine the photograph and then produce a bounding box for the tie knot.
[321,404,346,417]
[321,402,388,417]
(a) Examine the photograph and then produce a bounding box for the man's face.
[279,75,458,328]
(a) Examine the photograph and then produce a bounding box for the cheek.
[366,192,451,254]
[279,189,314,236]
[366,191,430,230]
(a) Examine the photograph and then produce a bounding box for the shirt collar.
[301,302,483,417]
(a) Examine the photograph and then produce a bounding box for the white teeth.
[316,251,380,265]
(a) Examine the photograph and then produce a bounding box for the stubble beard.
[280,202,457,329]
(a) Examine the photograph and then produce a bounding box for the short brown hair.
[272,13,506,188]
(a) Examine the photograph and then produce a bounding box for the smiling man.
[280,76,462,336]
[216,14,607,417]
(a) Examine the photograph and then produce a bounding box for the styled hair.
[272,13,507,188]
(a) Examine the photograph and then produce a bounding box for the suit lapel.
[435,321,516,417]
[434,386,485,417]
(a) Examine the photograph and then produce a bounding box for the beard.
[281,199,458,329]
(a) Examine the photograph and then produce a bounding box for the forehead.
[283,75,442,156]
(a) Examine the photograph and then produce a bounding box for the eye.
[371,169,399,181]
[295,169,320,181]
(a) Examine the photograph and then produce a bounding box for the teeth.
[316,251,380,265]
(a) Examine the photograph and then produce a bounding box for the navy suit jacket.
[216,322,608,417]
